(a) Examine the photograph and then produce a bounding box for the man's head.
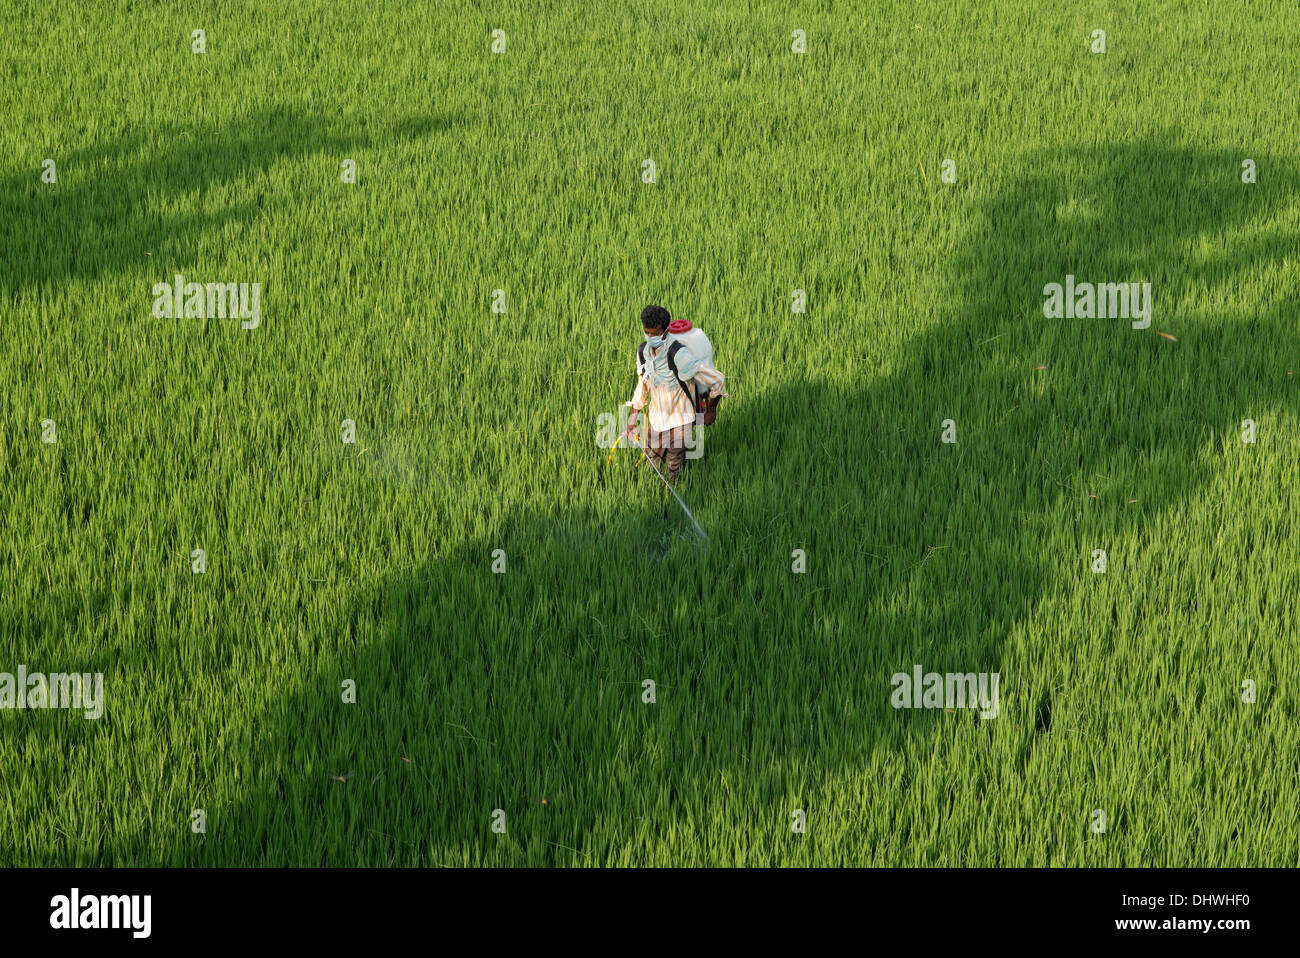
[641,304,671,335]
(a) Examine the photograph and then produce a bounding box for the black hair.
[641,304,670,331]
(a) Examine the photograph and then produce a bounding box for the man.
[625,304,727,485]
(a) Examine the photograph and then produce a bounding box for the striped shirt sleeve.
[677,349,726,396]
[630,372,649,411]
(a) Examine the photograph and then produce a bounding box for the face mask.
[645,333,666,348]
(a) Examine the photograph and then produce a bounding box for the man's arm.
[677,349,728,397]
[630,375,648,409]
[626,375,649,434]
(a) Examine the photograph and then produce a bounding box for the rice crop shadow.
[0,105,456,302]
[82,140,1296,865]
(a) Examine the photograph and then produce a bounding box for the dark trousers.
[646,424,690,483]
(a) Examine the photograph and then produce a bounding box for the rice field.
[1,1,1298,866]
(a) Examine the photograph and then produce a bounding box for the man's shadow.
[81,140,1295,864]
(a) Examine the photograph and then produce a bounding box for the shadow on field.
[105,141,1296,865]
[0,106,452,302]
